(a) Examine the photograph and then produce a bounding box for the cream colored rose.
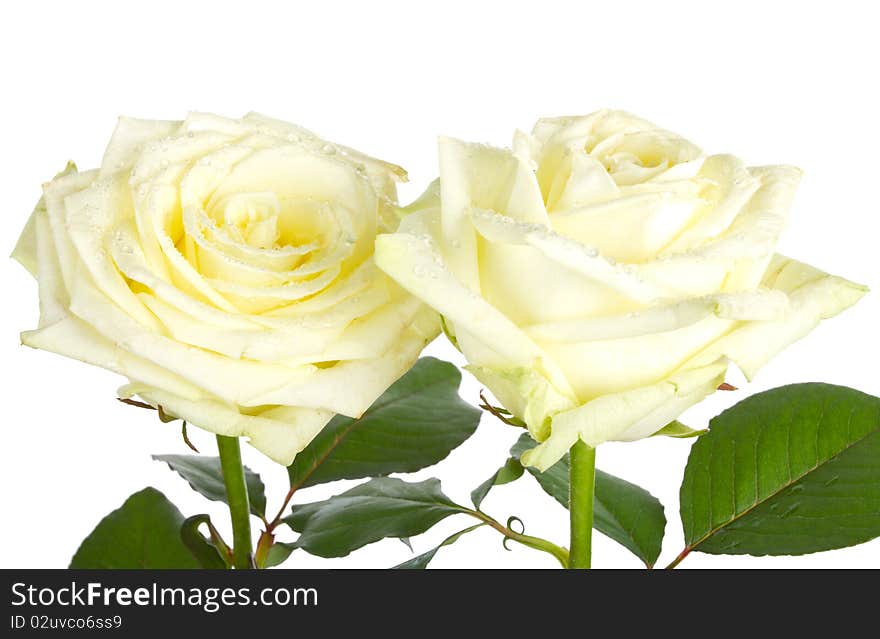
[375,110,867,470]
[13,112,438,464]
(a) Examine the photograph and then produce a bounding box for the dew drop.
[789,484,805,494]
[823,475,839,487]
[321,144,336,155]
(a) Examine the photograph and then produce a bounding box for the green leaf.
[680,383,880,556]
[470,457,525,509]
[70,488,201,568]
[286,357,481,490]
[654,420,707,439]
[152,454,267,518]
[180,515,228,569]
[511,434,666,567]
[263,542,297,568]
[284,477,467,557]
[393,524,485,569]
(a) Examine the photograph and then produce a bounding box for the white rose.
[375,110,867,470]
[13,112,439,464]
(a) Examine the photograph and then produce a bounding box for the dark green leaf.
[470,457,525,509]
[180,515,228,569]
[680,383,880,556]
[284,477,466,557]
[70,488,201,568]
[511,434,666,567]
[286,358,481,490]
[152,454,266,518]
[393,524,485,569]
[263,542,297,568]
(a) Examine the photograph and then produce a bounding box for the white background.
[1,1,878,569]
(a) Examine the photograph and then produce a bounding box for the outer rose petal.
[244,307,440,415]
[688,255,869,378]
[375,229,543,366]
[465,365,577,441]
[119,384,333,465]
[99,117,180,178]
[521,359,728,470]
[11,209,39,276]
[22,315,205,401]
[12,162,78,277]
[517,256,866,470]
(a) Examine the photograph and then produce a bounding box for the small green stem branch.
[665,547,691,569]
[216,435,255,569]
[568,440,596,569]
[266,485,299,533]
[470,511,569,567]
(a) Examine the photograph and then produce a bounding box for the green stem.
[568,440,596,569]
[470,511,569,568]
[216,435,254,569]
[665,547,691,570]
